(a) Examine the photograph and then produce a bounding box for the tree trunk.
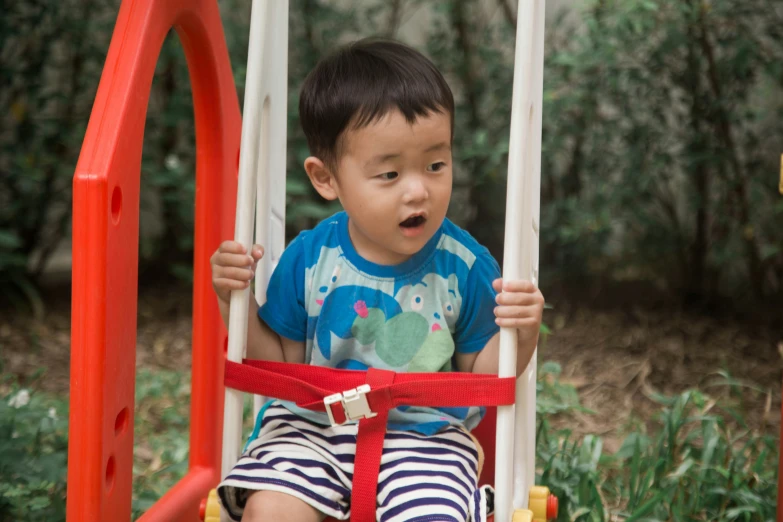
[695,3,765,297]
[683,0,710,302]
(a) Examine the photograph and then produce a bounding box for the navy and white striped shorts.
[218,403,493,521]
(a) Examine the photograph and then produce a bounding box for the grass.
[0,372,68,521]
[132,368,193,516]
[540,388,778,521]
[0,363,777,521]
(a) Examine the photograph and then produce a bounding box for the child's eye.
[377,172,399,180]
[426,162,446,173]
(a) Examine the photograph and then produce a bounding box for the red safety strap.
[224,359,516,522]
[351,368,395,522]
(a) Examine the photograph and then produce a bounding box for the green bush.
[3,0,782,306]
[0,0,779,302]
[0,383,68,521]
[539,0,783,302]
[0,0,115,306]
[540,386,778,521]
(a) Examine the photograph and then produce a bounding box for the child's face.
[334,109,453,265]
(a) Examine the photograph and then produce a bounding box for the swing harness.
[224,358,517,522]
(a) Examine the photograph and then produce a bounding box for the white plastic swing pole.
[512,1,545,510]
[494,1,545,520]
[222,0,289,481]
[252,3,288,419]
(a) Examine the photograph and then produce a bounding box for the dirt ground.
[1,282,781,453]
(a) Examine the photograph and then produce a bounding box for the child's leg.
[218,402,354,521]
[377,426,488,522]
[242,490,325,522]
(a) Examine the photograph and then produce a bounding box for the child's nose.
[403,177,429,203]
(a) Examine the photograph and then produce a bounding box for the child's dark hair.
[299,38,455,169]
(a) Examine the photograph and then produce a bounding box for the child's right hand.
[210,241,264,304]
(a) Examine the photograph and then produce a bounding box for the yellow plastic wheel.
[200,489,221,522]
[528,486,558,521]
[512,509,534,522]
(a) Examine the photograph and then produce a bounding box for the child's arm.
[456,279,543,377]
[211,241,301,362]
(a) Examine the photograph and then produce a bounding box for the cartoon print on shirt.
[305,243,470,368]
[332,273,460,370]
[393,273,460,371]
[312,285,401,359]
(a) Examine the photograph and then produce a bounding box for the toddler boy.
[211,38,544,522]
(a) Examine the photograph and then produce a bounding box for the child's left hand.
[492,279,545,344]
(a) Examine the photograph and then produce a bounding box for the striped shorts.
[218,402,494,521]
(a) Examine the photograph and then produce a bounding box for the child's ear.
[304,157,339,201]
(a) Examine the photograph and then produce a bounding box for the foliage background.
[0,0,781,520]
[2,0,782,307]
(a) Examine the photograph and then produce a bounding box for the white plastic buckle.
[324,384,376,426]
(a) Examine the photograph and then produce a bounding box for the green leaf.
[725,505,758,517]
[668,458,694,480]
[0,231,22,250]
[625,492,667,522]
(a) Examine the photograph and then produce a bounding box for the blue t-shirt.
[258,211,500,435]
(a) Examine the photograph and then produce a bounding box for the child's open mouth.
[399,214,426,237]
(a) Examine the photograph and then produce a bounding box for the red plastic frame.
[66,0,240,520]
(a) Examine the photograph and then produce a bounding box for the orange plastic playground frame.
[66,0,240,520]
